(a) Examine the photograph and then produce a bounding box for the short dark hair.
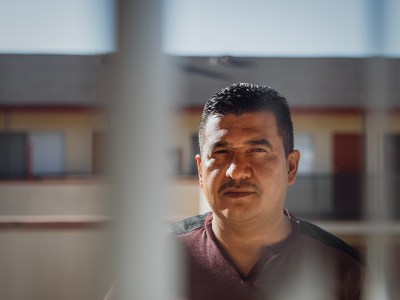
[199,83,294,156]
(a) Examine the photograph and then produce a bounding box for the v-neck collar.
[204,210,301,282]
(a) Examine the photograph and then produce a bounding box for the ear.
[287,150,300,185]
[195,154,203,187]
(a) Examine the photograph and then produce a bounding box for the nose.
[225,154,252,180]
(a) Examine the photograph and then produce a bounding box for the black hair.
[199,83,294,156]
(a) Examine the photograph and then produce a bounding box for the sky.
[163,0,400,57]
[0,0,399,57]
[0,0,115,54]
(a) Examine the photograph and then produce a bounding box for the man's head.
[196,83,300,223]
[199,83,294,157]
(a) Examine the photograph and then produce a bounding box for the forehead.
[203,111,280,144]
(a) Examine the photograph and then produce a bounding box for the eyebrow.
[245,138,274,149]
[209,141,229,152]
[209,139,273,151]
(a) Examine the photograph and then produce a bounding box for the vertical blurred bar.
[110,0,175,299]
[364,59,391,300]
[364,0,393,299]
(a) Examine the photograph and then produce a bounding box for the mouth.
[223,190,256,198]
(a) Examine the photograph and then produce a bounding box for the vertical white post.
[364,1,391,298]
[110,0,177,299]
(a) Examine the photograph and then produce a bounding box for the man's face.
[196,111,300,223]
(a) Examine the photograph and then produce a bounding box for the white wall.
[0,227,113,300]
[0,180,110,215]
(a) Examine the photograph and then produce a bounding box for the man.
[171,83,365,300]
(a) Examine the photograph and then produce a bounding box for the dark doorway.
[333,133,364,219]
[0,132,29,179]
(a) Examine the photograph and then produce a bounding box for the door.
[333,133,364,219]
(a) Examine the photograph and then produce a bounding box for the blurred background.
[0,0,399,299]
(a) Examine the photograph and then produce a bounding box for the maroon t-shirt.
[171,211,364,300]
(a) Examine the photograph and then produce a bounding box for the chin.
[219,207,257,222]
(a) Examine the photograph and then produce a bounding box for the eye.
[250,148,266,153]
[214,149,229,154]
[213,149,230,156]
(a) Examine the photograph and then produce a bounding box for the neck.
[211,212,292,276]
[212,211,291,243]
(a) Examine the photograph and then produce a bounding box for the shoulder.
[168,212,210,235]
[298,219,365,266]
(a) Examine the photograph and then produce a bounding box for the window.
[29,132,65,177]
[295,133,315,175]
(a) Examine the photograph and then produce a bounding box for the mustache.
[219,179,262,194]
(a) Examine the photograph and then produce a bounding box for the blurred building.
[2,54,400,218]
[1,53,400,299]
[0,54,112,300]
